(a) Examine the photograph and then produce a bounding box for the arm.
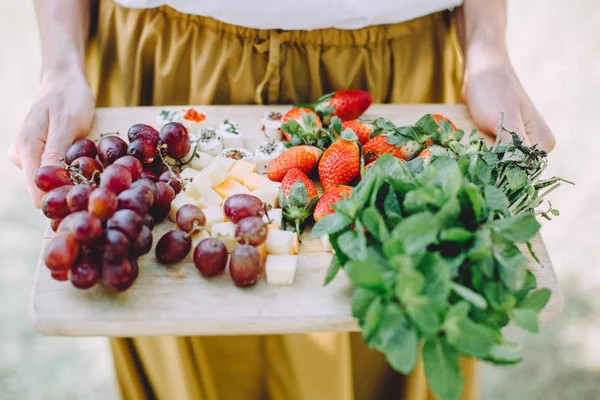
[456,0,555,150]
[9,0,95,205]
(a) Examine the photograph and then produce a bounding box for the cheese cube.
[266,255,297,285]
[229,160,256,183]
[184,173,213,200]
[291,232,300,254]
[202,206,225,233]
[214,177,247,199]
[256,243,267,266]
[200,163,229,187]
[250,184,279,209]
[196,188,223,208]
[262,208,283,229]
[180,167,199,180]
[320,234,332,252]
[244,173,269,191]
[191,151,213,171]
[267,223,279,232]
[190,229,211,254]
[169,192,196,221]
[211,222,237,253]
[265,229,295,255]
[229,184,251,196]
[210,155,236,171]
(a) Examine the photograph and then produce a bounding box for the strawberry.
[267,145,322,182]
[363,135,421,164]
[417,148,431,165]
[341,120,373,145]
[301,90,372,125]
[433,114,457,132]
[318,129,361,192]
[313,185,353,222]
[281,168,318,199]
[281,107,323,145]
[278,170,319,235]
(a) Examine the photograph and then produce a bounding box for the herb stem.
[492,112,504,152]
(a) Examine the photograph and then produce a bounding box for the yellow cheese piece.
[210,155,236,171]
[256,243,267,266]
[200,162,229,187]
[265,255,297,285]
[291,232,300,254]
[262,208,282,229]
[265,229,295,255]
[169,193,196,222]
[250,187,279,209]
[229,160,256,183]
[184,173,213,200]
[214,177,247,199]
[196,188,223,208]
[202,206,225,233]
[211,221,237,253]
[243,173,269,191]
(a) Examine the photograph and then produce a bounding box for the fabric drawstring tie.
[254,30,282,105]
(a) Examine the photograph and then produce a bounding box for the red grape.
[70,156,103,180]
[150,181,175,222]
[146,157,167,175]
[50,219,61,232]
[159,170,182,194]
[104,229,131,262]
[107,209,143,240]
[67,211,103,245]
[128,138,158,164]
[128,124,159,144]
[132,225,153,257]
[65,139,97,164]
[88,187,118,221]
[140,168,159,181]
[44,232,80,271]
[131,178,158,201]
[235,216,268,246]
[229,245,262,287]
[67,184,94,212]
[41,185,73,219]
[51,270,69,281]
[155,230,191,264]
[70,258,100,289]
[223,194,264,223]
[159,122,191,159]
[100,164,132,194]
[102,258,138,292]
[117,186,154,215]
[114,155,143,181]
[35,165,72,192]
[98,135,127,166]
[193,238,227,277]
[142,213,155,229]
[176,204,206,232]
[56,212,78,233]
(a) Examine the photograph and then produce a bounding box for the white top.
[114,0,463,30]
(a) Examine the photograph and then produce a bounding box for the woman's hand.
[462,46,555,151]
[9,66,95,206]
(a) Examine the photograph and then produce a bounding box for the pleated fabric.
[87,2,474,399]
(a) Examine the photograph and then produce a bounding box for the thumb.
[41,113,81,167]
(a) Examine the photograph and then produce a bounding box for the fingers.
[17,108,49,207]
[520,99,555,152]
[500,109,531,146]
[41,112,80,167]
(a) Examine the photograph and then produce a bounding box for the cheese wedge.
[211,221,237,253]
[229,160,256,183]
[265,229,295,255]
[265,255,297,285]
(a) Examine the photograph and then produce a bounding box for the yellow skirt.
[88,2,475,399]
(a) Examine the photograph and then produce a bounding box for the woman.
[11,1,555,399]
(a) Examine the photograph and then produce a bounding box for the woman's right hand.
[9,66,95,206]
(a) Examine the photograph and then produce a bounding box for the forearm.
[34,0,91,79]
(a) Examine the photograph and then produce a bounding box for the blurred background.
[1,1,598,399]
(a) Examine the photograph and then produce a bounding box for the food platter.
[30,104,563,337]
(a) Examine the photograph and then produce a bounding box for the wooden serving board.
[30,105,563,337]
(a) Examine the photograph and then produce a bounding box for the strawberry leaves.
[279,181,318,235]
[282,110,330,149]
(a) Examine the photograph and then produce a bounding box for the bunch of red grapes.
[157,194,270,287]
[35,122,190,292]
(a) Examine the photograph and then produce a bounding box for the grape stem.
[184,220,206,239]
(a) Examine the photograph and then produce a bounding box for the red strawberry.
[313,185,353,222]
[306,90,373,125]
[267,145,322,182]
[318,131,361,192]
[363,135,421,164]
[341,120,372,145]
[281,107,323,143]
[417,148,431,165]
[281,168,318,199]
[433,114,457,132]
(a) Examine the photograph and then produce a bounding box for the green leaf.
[341,128,358,141]
[406,298,441,336]
[430,156,463,197]
[440,227,474,243]
[416,114,440,135]
[450,282,488,309]
[374,303,418,374]
[329,116,343,136]
[403,186,445,214]
[469,157,493,187]
[337,229,368,261]
[360,207,389,242]
[484,185,509,211]
[289,181,308,206]
[323,256,340,286]
[506,166,528,191]
[485,341,523,365]
[491,214,541,242]
[278,189,289,209]
[395,263,425,303]
[467,228,492,261]
[551,209,560,216]
[351,287,379,319]
[445,318,498,358]
[383,189,403,220]
[459,183,488,223]
[512,308,539,333]
[501,148,526,163]
[311,213,352,237]
[423,337,464,400]
[518,288,551,312]
[493,241,528,291]
[391,212,440,254]
[406,157,425,175]
[437,197,461,227]
[419,253,452,309]
[362,297,384,341]
[345,259,385,290]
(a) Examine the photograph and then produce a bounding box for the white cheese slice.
[191,151,213,171]
[254,141,285,173]
[184,173,213,200]
[202,206,225,233]
[218,119,245,148]
[197,127,223,156]
[261,111,283,141]
[199,162,229,187]
[210,155,236,171]
[211,221,237,253]
[197,188,224,208]
[262,208,283,229]
[265,229,295,255]
[221,147,254,164]
[265,254,297,285]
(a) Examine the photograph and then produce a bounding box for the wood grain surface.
[30,104,563,336]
